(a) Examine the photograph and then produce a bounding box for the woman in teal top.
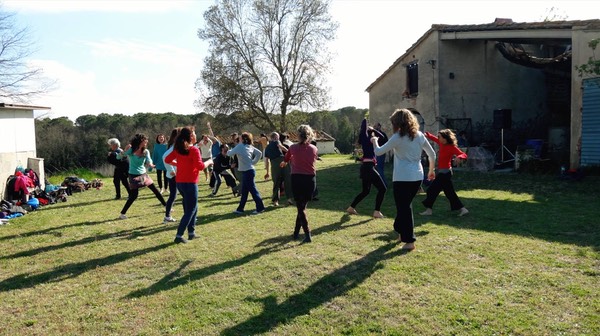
[117,133,166,220]
[152,133,168,194]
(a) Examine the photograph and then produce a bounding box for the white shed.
[0,103,50,199]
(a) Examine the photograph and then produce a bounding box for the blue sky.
[2,0,596,121]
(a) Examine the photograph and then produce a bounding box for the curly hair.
[438,129,457,146]
[130,133,148,153]
[390,108,419,140]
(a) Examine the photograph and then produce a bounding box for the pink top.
[283,142,318,175]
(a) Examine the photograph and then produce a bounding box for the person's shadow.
[221,242,409,335]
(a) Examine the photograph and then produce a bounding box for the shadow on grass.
[314,161,600,250]
[0,224,172,260]
[221,242,408,335]
[0,243,171,292]
[41,196,111,210]
[0,218,119,241]
[125,240,292,299]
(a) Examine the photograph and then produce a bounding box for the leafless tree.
[0,8,54,103]
[195,0,338,131]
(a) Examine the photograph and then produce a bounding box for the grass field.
[1,155,598,335]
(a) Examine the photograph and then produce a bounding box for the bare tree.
[195,0,338,131]
[0,8,53,103]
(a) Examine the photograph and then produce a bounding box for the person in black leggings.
[118,133,166,220]
[346,117,387,219]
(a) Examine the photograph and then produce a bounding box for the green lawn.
[1,155,598,335]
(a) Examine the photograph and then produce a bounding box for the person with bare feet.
[372,108,436,251]
[419,129,469,217]
[346,115,387,219]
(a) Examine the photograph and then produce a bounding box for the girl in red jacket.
[420,129,469,217]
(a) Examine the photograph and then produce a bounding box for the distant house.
[284,130,337,154]
[0,103,50,198]
[366,19,600,169]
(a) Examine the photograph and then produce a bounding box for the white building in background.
[0,103,50,199]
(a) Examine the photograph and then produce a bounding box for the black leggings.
[422,171,464,210]
[113,169,130,198]
[120,183,166,215]
[392,181,421,243]
[350,162,386,211]
[291,174,315,236]
[156,169,167,189]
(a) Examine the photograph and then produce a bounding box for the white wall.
[0,108,37,198]
[316,141,336,154]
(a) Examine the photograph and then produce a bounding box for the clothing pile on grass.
[1,167,103,225]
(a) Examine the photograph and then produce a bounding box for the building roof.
[365,18,600,92]
[0,103,51,110]
[284,130,336,142]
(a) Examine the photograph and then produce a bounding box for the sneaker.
[233,210,244,215]
[188,233,197,240]
[209,192,217,197]
[174,237,188,244]
[419,209,433,216]
[251,209,264,215]
[119,214,127,220]
[163,216,177,224]
[458,208,469,217]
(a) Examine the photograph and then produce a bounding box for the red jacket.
[164,146,206,183]
[425,132,467,170]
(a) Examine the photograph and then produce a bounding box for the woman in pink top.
[420,129,469,217]
[165,126,212,244]
[281,124,318,243]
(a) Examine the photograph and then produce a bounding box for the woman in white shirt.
[372,108,436,251]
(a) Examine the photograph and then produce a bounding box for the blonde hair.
[297,124,314,144]
[390,108,419,140]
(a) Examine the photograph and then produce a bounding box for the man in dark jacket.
[107,138,130,199]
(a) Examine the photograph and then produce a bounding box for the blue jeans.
[176,182,198,237]
[237,169,265,212]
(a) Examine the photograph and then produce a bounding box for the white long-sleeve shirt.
[373,131,436,182]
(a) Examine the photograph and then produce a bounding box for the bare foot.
[401,242,415,251]
[373,211,384,218]
[346,206,358,215]
[419,208,432,216]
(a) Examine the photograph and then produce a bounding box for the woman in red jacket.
[165,126,212,244]
[420,129,469,217]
